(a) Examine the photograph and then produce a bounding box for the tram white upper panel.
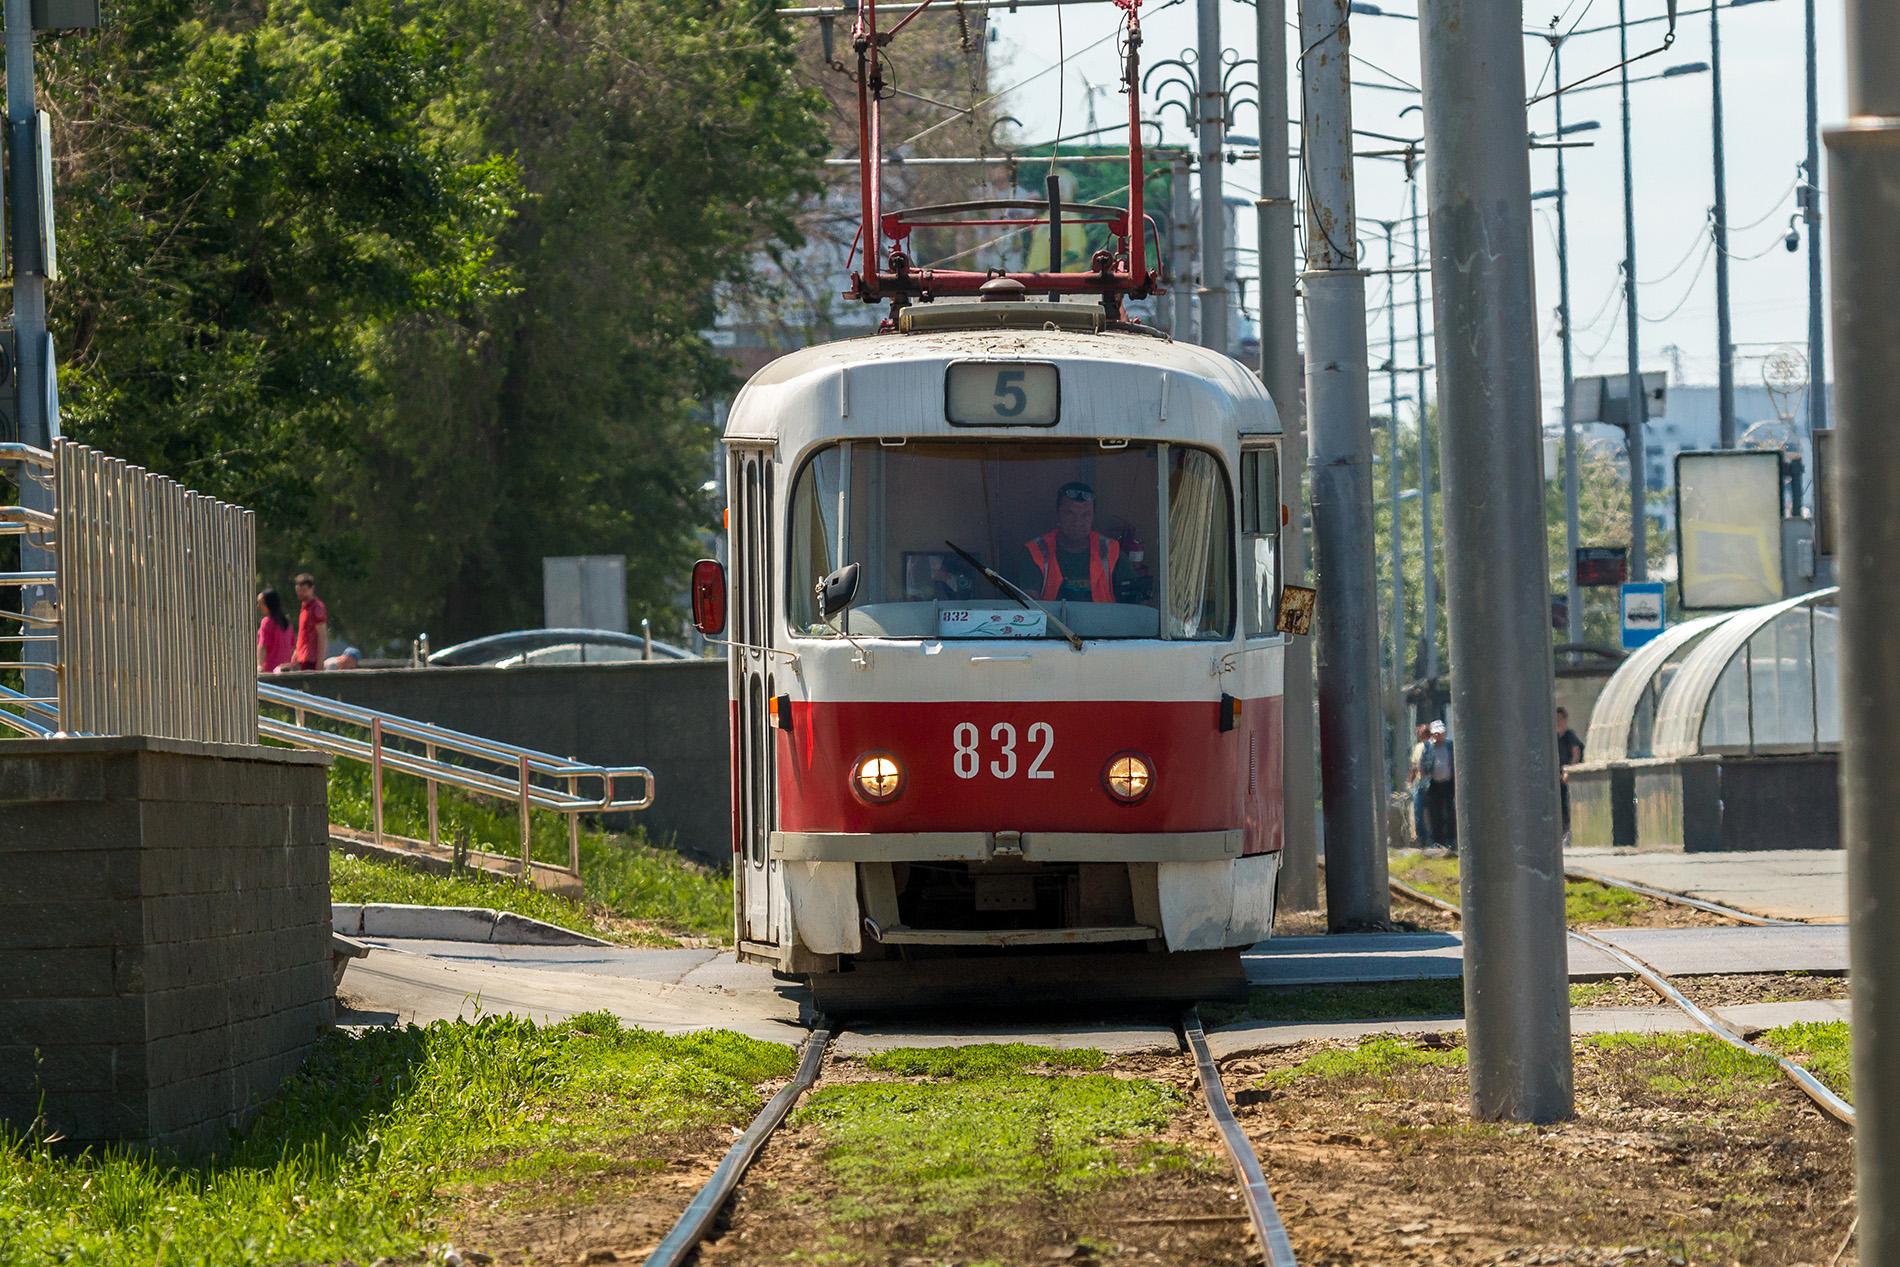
[724,327,1279,456]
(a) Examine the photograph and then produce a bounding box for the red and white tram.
[687,0,1297,999]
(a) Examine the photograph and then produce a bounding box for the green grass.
[1585,1032,1781,1097]
[1390,852,1649,926]
[1761,1021,1852,1101]
[861,1043,1107,1078]
[0,1014,794,1267]
[323,758,731,943]
[1260,1036,1468,1088]
[793,1046,1190,1238]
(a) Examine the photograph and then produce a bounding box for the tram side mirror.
[691,559,726,636]
[1275,584,1317,637]
[817,562,861,621]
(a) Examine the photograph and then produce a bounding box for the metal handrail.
[0,684,57,737]
[259,681,655,882]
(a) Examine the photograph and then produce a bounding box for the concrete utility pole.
[1382,222,1404,785]
[1708,0,1736,449]
[1827,0,1900,1249]
[1256,0,1318,910]
[1194,0,1228,357]
[1300,0,1389,928]
[1170,154,1198,342]
[1410,174,1438,687]
[1800,0,1826,446]
[1550,43,1583,646]
[1615,0,1648,582]
[1417,0,1574,1122]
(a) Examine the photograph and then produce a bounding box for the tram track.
[642,1013,1300,1267]
[1385,874,1855,1128]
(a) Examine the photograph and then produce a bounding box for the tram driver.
[1009,481,1143,604]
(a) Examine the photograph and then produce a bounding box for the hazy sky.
[963,0,1845,424]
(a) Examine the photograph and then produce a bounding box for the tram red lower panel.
[774,697,1284,855]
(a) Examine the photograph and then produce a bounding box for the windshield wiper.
[943,539,1084,652]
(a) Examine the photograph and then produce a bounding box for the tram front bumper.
[769,829,1244,863]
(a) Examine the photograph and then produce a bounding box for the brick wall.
[0,738,332,1154]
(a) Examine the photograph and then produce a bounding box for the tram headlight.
[852,752,905,803]
[1102,752,1154,804]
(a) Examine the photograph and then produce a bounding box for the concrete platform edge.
[332,903,608,947]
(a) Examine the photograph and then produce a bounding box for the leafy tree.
[45,0,516,533]
[42,0,826,647]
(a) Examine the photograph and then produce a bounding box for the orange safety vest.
[1024,530,1120,603]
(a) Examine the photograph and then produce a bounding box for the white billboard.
[1675,450,1783,610]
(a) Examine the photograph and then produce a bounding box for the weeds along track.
[641,1014,1300,1267]
[1386,875,1855,1128]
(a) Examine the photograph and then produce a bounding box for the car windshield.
[788,440,1233,640]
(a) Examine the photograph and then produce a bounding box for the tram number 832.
[952,721,1055,781]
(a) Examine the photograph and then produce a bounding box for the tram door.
[732,448,781,947]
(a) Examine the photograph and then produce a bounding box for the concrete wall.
[1567,763,1634,849]
[0,738,332,1154]
[274,660,730,860]
[1626,752,1838,852]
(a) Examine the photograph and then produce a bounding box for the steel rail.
[1566,927,1855,1128]
[643,1024,834,1267]
[1182,1008,1298,1267]
[1561,865,1804,927]
[1384,877,1854,1128]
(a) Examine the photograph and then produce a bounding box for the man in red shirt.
[293,573,328,671]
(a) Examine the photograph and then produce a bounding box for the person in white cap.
[1423,719,1456,851]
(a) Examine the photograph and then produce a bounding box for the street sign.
[1620,582,1666,650]
[1576,545,1629,588]
[1570,372,1668,430]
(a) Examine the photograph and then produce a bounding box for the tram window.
[786,439,1234,640]
[1240,448,1280,638]
[1166,448,1236,639]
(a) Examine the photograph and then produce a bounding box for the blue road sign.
[1621,581,1667,650]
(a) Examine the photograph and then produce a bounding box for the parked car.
[426,627,693,667]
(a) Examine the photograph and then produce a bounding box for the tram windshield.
[788,440,1234,640]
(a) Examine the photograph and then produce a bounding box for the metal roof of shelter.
[1584,612,1729,761]
[1587,588,1841,761]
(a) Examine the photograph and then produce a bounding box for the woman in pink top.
[256,589,295,673]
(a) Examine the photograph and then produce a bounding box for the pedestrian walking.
[1408,722,1430,845]
[1424,719,1456,851]
[292,572,328,671]
[255,589,294,674]
[1556,706,1585,845]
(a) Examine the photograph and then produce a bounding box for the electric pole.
[1195,0,1228,357]
[1256,0,1317,909]
[1417,0,1573,1125]
[1300,0,1389,929]
[1828,0,1900,1251]
[1616,0,1648,582]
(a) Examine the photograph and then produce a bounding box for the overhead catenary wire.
[1639,235,1716,323]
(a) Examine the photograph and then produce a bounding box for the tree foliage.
[43,0,825,645]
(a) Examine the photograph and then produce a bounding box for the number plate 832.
[945,361,1060,427]
[952,721,1055,780]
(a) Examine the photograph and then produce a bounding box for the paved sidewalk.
[1206,998,1848,1060]
[1243,924,1847,985]
[1565,848,1846,922]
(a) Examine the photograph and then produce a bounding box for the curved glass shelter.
[1651,587,1839,759]
[1584,613,1728,762]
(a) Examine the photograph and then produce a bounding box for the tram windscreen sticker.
[946,362,1059,427]
[940,608,1049,638]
